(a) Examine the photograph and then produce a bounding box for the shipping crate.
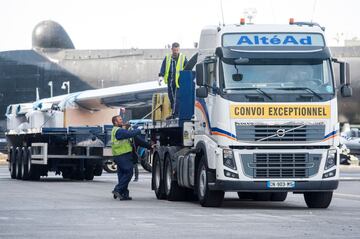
[161,94,171,120]
[152,93,172,121]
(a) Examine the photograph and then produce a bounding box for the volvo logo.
[257,124,306,142]
[276,129,286,138]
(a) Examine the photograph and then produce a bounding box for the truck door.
[204,60,217,135]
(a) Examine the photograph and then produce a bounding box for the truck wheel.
[21,147,30,180]
[197,158,224,207]
[10,148,16,179]
[16,147,22,179]
[186,189,198,201]
[304,191,333,208]
[103,159,117,173]
[271,192,287,202]
[164,155,186,201]
[152,153,166,199]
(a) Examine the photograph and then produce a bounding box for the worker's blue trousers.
[167,80,178,117]
[113,152,134,197]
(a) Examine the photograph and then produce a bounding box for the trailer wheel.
[62,168,73,179]
[16,147,22,179]
[197,158,224,207]
[71,171,84,180]
[164,155,186,201]
[85,167,95,181]
[271,192,287,202]
[10,148,16,179]
[152,153,166,199]
[8,147,12,172]
[94,164,103,176]
[27,147,40,181]
[21,147,30,180]
[304,191,333,208]
[85,172,94,180]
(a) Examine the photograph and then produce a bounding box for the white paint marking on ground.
[340,177,360,181]
[334,193,360,199]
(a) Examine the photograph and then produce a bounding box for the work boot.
[112,190,121,199]
[120,194,132,200]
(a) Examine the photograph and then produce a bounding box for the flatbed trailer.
[6,126,110,180]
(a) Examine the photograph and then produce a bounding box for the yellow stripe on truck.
[230,104,331,119]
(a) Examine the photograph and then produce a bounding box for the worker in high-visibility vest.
[110,115,142,200]
[158,42,188,118]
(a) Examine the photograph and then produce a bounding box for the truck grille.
[241,153,321,179]
[235,124,325,142]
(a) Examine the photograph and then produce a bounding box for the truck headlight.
[325,149,337,170]
[223,149,237,170]
[323,169,336,179]
[224,169,239,178]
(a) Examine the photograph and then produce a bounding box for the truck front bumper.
[208,180,338,192]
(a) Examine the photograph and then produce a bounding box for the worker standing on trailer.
[158,42,188,118]
[111,115,141,200]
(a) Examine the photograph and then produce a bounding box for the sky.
[0,0,359,51]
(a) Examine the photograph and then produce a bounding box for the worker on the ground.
[111,115,141,200]
[158,42,188,118]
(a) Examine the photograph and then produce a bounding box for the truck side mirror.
[196,87,208,98]
[340,62,350,85]
[333,59,352,97]
[196,63,205,86]
[341,85,352,97]
[215,47,223,58]
[340,62,352,97]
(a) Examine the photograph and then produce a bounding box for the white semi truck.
[146,20,352,208]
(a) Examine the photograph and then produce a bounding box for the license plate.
[267,181,295,188]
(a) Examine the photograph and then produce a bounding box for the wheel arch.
[195,141,208,169]
[195,141,217,188]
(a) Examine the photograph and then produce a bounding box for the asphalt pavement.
[0,165,360,239]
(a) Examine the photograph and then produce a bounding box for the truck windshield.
[221,59,334,95]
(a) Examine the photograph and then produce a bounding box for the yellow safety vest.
[111,127,133,156]
[164,53,186,88]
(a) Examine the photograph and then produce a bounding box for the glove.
[122,123,131,130]
[158,76,164,86]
